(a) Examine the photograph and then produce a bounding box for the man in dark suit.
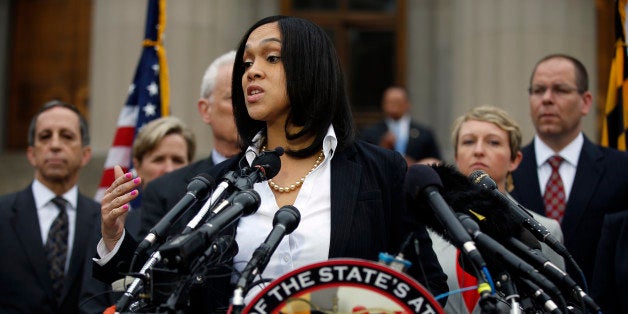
[0,100,100,314]
[510,54,628,287]
[590,210,628,314]
[80,51,241,313]
[361,86,441,165]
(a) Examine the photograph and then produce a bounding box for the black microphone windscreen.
[273,146,285,156]
[405,164,444,194]
[404,164,449,238]
[187,173,215,195]
[430,164,523,243]
[274,205,301,234]
[252,148,282,180]
[233,189,261,216]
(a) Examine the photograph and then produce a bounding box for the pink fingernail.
[122,204,129,210]
[130,190,137,196]
[133,178,140,185]
[125,172,133,179]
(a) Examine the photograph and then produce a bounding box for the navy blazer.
[590,210,628,314]
[0,185,100,314]
[360,120,441,161]
[94,141,448,311]
[510,136,628,286]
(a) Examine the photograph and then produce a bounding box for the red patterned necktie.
[544,156,566,222]
[45,196,69,303]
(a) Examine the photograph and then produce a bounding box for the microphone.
[158,189,260,270]
[135,173,214,254]
[189,235,239,275]
[457,213,567,311]
[233,146,283,191]
[507,237,600,312]
[405,164,488,279]
[468,170,570,259]
[115,251,162,312]
[180,147,283,234]
[518,278,563,314]
[429,165,524,241]
[232,205,301,307]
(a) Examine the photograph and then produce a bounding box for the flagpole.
[95,0,170,201]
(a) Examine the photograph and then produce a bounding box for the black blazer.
[510,136,628,285]
[93,141,448,311]
[590,210,628,314]
[0,185,100,314]
[360,120,441,161]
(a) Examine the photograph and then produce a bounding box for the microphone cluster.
[115,147,302,313]
[405,164,600,313]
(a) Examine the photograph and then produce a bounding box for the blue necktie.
[393,123,408,154]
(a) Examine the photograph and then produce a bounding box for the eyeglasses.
[528,84,582,97]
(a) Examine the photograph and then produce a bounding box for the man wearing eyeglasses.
[509,54,628,292]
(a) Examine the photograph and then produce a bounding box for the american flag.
[95,0,170,201]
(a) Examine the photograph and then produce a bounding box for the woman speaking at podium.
[95,15,448,312]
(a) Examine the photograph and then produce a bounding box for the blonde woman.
[430,105,564,313]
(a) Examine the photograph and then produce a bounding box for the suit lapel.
[61,194,97,302]
[328,146,362,258]
[184,157,215,185]
[513,144,546,215]
[10,188,56,302]
[562,137,604,235]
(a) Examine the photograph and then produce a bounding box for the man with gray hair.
[82,51,239,313]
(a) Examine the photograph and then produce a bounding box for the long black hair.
[232,15,355,158]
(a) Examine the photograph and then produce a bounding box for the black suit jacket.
[93,141,448,311]
[360,120,441,161]
[510,136,628,285]
[590,210,628,314]
[0,185,100,314]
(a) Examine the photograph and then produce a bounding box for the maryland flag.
[95,0,170,201]
[602,0,628,151]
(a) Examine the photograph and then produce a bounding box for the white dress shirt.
[211,147,229,165]
[385,114,410,153]
[534,133,583,201]
[33,179,78,272]
[235,125,337,303]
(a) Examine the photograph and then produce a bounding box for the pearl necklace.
[262,146,324,193]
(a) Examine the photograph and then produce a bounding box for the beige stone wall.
[0,0,600,196]
[89,0,279,158]
[408,0,597,160]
